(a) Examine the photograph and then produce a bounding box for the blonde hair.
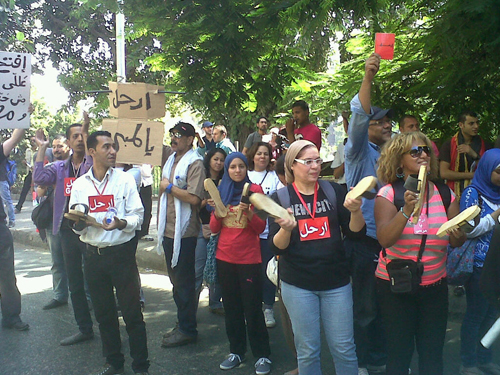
[214,125,227,135]
[377,132,438,184]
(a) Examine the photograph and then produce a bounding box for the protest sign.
[0,51,31,129]
[375,33,395,60]
[102,118,164,166]
[108,82,165,120]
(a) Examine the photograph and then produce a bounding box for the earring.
[396,167,405,179]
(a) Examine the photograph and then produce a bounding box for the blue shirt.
[345,94,383,239]
[460,186,500,268]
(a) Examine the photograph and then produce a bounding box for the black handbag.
[31,191,53,230]
[386,237,426,294]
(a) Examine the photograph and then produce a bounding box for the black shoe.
[161,329,197,348]
[3,321,30,331]
[60,331,94,346]
[89,363,124,375]
[43,299,68,310]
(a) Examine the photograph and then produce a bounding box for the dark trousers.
[217,259,270,359]
[461,267,498,367]
[84,238,149,373]
[60,227,93,334]
[138,185,152,238]
[345,237,387,367]
[377,278,448,375]
[15,171,31,211]
[260,239,276,308]
[163,236,198,336]
[0,226,22,327]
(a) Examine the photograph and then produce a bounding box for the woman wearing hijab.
[209,152,271,375]
[269,140,365,375]
[459,149,500,375]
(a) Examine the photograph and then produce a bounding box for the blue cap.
[202,121,213,128]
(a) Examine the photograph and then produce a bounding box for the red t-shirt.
[210,184,266,264]
[294,123,322,150]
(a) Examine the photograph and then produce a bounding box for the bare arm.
[34,129,50,162]
[272,209,296,250]
[159,178,201,206]
[82,111,90,154]
[375,190,417,249]
[359,53,380,115]
[2,128,25,157]
[333,163,345,180]
[446,198,467,248]
[242,147,249,156]
[439,160,474,181]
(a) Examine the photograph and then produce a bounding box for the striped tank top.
[375,183,455,285]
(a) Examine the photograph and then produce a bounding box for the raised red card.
[375,33,395,60]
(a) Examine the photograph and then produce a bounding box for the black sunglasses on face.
[406,145,431,158]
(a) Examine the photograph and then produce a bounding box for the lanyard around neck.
[292,182,318,219]
[91,174,109,196]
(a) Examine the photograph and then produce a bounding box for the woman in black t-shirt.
[269,140,365,375]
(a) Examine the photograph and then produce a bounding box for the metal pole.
[116,0,126,82]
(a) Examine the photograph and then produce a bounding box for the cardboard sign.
[108,82,166,120]
[375,33,395,60]
[102,118,164,166]
[0,51,31,129]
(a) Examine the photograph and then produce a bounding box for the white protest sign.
[108,82,166,120]
[102,118,164,166]
[0,52,31,129]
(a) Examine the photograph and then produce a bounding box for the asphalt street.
[1,241,497,375]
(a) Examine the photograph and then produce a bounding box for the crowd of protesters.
[2,52,500,375]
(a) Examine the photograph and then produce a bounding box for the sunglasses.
[294,158,323,166]
[171,132,183,139]
[406,145,431,158]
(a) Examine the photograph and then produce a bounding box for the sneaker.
[358,368,369,375]
[8,221,15,228]
[264,308,276,328]
[220,353,244,370]
[478,362,500,375]
[460,365,485,375]
[254,357,271,375]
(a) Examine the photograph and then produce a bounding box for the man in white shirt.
[69,130,149,375]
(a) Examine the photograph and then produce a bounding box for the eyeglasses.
[171,132,183,139]
[294,158,323,166]
[406,145,431,158]
[370,119,391,127]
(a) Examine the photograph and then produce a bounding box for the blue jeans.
[46,229,69,303]
[461,267,498,367]
[281,281,358,375]
[0,180,15,223]
[194,229,223,309]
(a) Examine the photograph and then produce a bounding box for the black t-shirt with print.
[269,181,365,291]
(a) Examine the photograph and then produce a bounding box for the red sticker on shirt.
[298,216,330,241]
[88,195,114,213]
[64,177,76,196]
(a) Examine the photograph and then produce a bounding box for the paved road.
[0,242,496,375]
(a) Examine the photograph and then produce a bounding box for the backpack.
[6,159,17,187]
[392,178,451,213]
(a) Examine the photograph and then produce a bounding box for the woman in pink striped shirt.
[374,132,465,375]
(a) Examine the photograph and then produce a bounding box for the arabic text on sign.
[88,195,115,213]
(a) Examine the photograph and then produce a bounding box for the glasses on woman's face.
[294,158,323,167]
[406,145,431,158]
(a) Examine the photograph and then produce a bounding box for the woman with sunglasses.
[210,152,272,375]
[247,142,282,328]
[195,148,227,315]
[458,149,500,375]
[269,140,365,375]
[375,132,465,375]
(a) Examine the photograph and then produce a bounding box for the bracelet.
[400,207,410,220]
[166,183,173,194]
